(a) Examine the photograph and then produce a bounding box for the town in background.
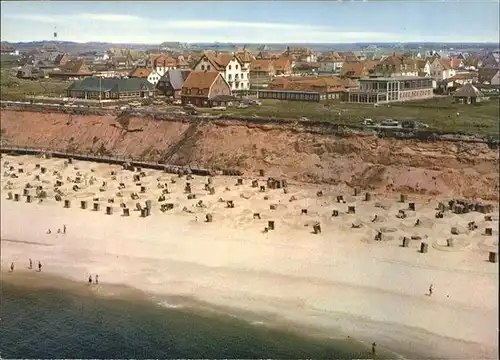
[1,41,499,135]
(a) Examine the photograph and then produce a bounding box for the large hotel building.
[345,76,434,104]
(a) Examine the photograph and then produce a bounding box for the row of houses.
[15,44,500,89]
[66,72,437,106]
[11,42,499,107]
[66,70,235,108]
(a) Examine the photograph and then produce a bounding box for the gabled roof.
[272,57,291,71]
[176,55,188,67]
[129,67,153,78]
[250,59,275,72]
[319,51,343,62]
[338,51,359,62]
[182,71,221,95]
[463,55,481,67]
[199,52,243,71]
[452,83,484,98]
[256,51,282,60]
[53,54,67,65]
[415,59,429,70]
[236,49,255,63]
[478,68,499,83]
[433,58,451,70]
[450,56,463,68]
[159,69,191,90]
[59,60,92,75]
[340,61,365,78]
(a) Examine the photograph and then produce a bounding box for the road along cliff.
[1,109,498,200]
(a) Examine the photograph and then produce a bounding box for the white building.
[147,69,163,85]
[491,70,500,86]
[193,52,250,92]
[421,60,432,77]
[430,58,456,81]
[318,61,343,73]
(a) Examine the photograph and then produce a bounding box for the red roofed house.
[49,60,93,80]
[450,56,464,69]
[181,71,232,107]
[128,67,164,85]
[340,61,372,80]
[193,51,250,93]
[272,57,292,76]
[430,58,456,81]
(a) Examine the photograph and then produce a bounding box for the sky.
[1,1,499,44]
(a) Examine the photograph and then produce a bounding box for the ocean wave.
[156,300,185,309]
[250,320,265,326]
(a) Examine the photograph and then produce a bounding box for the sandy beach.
[1,154,498,359]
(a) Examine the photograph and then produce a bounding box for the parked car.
[249,100,262,106]
[363,118,375,126]
[183,104,196,110]
[380,119,399,127]
[212,106,227,111]
[237,103,249,109]
[172,99,182,105]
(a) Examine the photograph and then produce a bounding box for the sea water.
[0,278,378,359]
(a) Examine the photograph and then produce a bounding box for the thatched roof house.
[452,83,485,104]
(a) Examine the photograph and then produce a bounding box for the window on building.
[236,64,239,70]
[207,65,211,70]
[228,65,232,70]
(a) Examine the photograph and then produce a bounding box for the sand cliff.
[1,109,498,200]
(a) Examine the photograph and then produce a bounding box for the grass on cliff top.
[205,97,499,136]
[0,69,69,101]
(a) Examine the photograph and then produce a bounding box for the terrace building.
[258,76,355,102]
[345,76,433,104]
[66,77,155,100]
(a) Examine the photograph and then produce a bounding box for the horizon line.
[3,40,500,46]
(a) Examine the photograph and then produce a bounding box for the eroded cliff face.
[1,109,498,200]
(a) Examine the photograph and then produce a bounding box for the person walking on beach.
[10,262,14,272]
[88,275,93,284]
[38,261,42,272]
[63,224,67,234]
[428,284,434,296]
[95,274,99,285]
[371,342,377,355]
[47,229,51,234]
[29,258,32,270]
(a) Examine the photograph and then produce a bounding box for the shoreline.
[1,266,494,360]
[1,155,498,359]
[2,269,401,359]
